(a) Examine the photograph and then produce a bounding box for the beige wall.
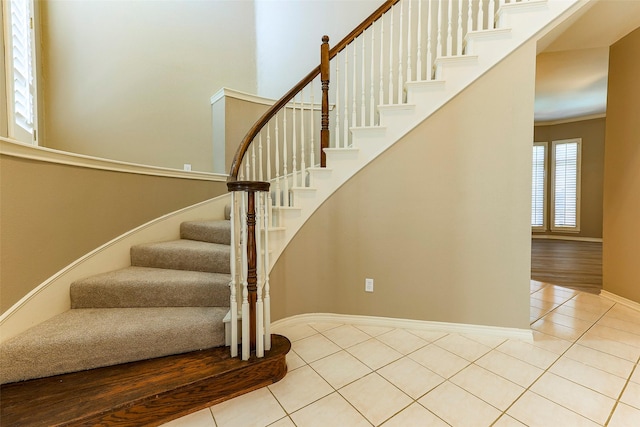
[39,0,257,172]
[533,117,605,239]
[0,154,227,312]
[603,27,640,303]
[270,41,537,330]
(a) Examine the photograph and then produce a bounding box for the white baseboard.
[271,313,533,342]
[532,234,602,243]
[600,291,640,312]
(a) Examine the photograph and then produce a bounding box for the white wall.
[41,0,257,172]
[255,0,380,98]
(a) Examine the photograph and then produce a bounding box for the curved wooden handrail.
[228,0,401,180]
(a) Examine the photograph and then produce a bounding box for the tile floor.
[162,282,640,426]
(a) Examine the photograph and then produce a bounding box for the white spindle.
[229,191,238,358]
[379,15,385,105]
[457,0,463,55]
[427,0,433,79]
[300,92,306,185]
[370,24,375,126]
[266,123,273,227]
[310,80,315,168]
[256,192,264,358]
[263,191,271,351]
[352,42,357,129]
[397,0,404,102]
[488,0,495,29]
[251,144,256,181]
[477,0,484,31]
[274,114,281,208]
[344,49,350,147]
[283,108,289,205]
[407,0,412,83]
[292,98,297,188]
[389,6,394,103]
[447,0,453,56]
[240,192,249,360]
[258,134,263,181]
[468,0,474,34]
[436,0,442,57]
[417,0,423,80]
[361,33,366,126]
[335,55,341,148]
[244,154,249,181]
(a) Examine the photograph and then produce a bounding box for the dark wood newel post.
[320,35,330,168]
[227,180,270,356]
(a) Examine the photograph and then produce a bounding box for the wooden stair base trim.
[0,334,291,427]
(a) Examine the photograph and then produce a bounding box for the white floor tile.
[266,417,295,427]
[273,324,318,342]
[461,333,507,349]
[290,392,371,427]
[578,331,640,362]
[620,381,640,410]
[378,357,445,399]
[160,408,216,427]
[549,357,627,399]
[530,372,615,425]
[492,415,527,427]
[631,366,640,384]
[381,403,449,427]
[211,387,286,427]
[608,402,640,427]
[376,329,428,354]
[408,343,470,379]
[496,339,560,369]
[268,366,333,413]
[285,350,306,371]
[552,304,604,323]
[404,329,448,342]
[418,381,501,426]
[507,391,600,427]
[475,349,544,387]
[564,343,635,379]
[308,322,342,333]
[530,330,572,354]
[309,350,371,389]
[339,373,412,426]
[450,364,525,410]
[531,318,584,342]
[353,324,394,337]
[346,338,403,370]
[433,334,492,361]
[322,324,372,349]
[292,334,341,363]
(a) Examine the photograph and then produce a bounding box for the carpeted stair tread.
[180,220,231,245]
[131,239,230,274]
[70,266,230,309]
[0,307,227,384]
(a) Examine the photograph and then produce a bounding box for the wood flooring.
[531,238,602,294]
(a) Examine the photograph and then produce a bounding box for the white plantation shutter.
[552,139,581,231]
[531,143,546,229]
[5,0,37,142]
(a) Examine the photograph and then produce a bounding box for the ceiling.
[534,0,640,123]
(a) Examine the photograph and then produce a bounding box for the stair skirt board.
[0,335,291,427]
[272,313,534,342]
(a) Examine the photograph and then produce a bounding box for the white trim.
[534,113,606,127]
[271,313,533,342]
[531,234,602,243]
[550,138,581,233]
[210,86,333,111]
[0,137,227,181]
[600,291,640,313]
[0,194,232,342]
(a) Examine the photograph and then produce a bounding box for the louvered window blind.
[531,143,546,229]
[8,0,35,134]
[552,139,581,231]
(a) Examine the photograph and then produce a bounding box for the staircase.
[0,218,232,384]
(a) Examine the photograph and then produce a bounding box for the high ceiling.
[534,0,640,123]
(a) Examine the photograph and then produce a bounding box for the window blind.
[531,144,546,228]
[9,0,35,133]
[553,140,579,229]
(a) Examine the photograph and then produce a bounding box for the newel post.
[320,35,330,168]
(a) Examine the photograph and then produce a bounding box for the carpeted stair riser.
[0,307,228,384]
[70,266,230,308]
[180,220,231,245]
[130,239,230,274]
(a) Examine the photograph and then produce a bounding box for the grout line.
[604,355,640,426]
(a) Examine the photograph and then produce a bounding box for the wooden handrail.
[228,0,401,180]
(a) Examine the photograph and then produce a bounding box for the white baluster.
[468,0,474,34]
[300,91,306,185]
[310,80,315,169]
[274,114,281,209]
[241,192,249,361]
[263,191,271,351]
[407,0,412,83]
[229,191,238,358]
[245,152,250,181]
[283,108,289,206]
[477,0,484,31]
[427,0,433,79]
[417,0,423,81]
[488,0,495,29]
[344,49,350,147]
[361,31,367,126]
[266,123,273,227]
[352,42,357,129]
[258,134,263,181]
[436,0,442,57]
[251,143,256,181]
[370,23,375,126]
[397,0,404,103]
[379,14,385,106]
[389,6,394,103]
[256,192,264,358]
[447,0,453,56]
[292,97,297,188]
[334,56,341,149]
[457,0,463,55]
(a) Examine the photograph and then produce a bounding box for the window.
[551,139,581,232]
[531,142,547,230]
[3,0,37,144]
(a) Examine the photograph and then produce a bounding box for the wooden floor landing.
[0,335,290,427]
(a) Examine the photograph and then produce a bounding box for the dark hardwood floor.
[531,238,602,294]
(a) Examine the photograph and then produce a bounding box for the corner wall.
[270,41,537,330]
[603,27,640,303]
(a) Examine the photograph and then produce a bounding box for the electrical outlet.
[365,278,374,292]
[183,163,192,171]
